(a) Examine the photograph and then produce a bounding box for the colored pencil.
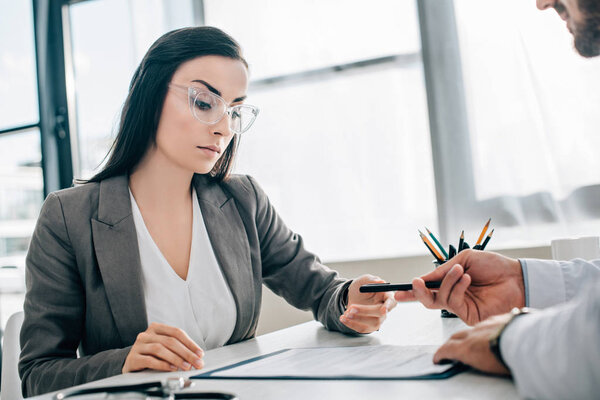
[419,230,445,262]
[458,231,464,252]
[426,227,449,259]
[475,218,492,246]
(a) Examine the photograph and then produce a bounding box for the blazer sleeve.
[19,193,130,397]
[245,176,358,335]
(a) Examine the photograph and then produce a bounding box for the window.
[205,0,437,261]
[0,0,43,277]
[0,0,39,131]
[68,0,197,178]
[450,0,600,248]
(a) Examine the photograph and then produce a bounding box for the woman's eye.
[194,99,212,110]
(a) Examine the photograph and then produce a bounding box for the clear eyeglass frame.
[168,83,259,135]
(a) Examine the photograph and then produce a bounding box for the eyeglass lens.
[191,91,257,134]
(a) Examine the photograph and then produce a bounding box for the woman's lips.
[196,145,221,157]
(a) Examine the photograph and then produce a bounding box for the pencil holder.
[433,260,458,318]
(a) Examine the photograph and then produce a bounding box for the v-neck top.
[129,187,237,350]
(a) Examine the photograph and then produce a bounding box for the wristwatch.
[489,307,532,369]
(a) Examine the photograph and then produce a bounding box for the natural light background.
[0,0,43,288]
[205,0,436,261]
[5,0,600,265]
[68,0,437,262]
[454,0,600,249]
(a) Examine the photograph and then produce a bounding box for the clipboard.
[192,345,469,381]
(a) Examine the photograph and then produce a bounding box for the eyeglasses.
[168,83,259,135]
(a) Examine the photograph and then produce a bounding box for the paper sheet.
[205,345,455,379]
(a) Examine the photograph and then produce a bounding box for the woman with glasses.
[19,26,396,397]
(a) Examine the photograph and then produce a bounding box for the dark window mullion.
[32,0,74,196]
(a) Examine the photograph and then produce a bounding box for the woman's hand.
[122,323,205,373]
[340,275,397,333]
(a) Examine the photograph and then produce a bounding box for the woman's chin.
[192,163,217,175]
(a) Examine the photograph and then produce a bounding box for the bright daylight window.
[454,0,600,249]
[205,0,437,261]
[69,0,437,262]
[0,0,43,298]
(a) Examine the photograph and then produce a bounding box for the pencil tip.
[425,227,432,234]
[489,229,495,236]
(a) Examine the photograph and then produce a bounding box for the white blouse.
[129,187,237,350]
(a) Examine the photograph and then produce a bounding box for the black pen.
[360,281,442,293]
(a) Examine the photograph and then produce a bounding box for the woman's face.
[155,55,249,174]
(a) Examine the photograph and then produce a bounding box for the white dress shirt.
[500,258,600,399]
[130,188,237,350]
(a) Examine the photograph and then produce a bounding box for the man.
[396,1,600,399]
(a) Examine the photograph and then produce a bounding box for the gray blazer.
[19,174,353,397]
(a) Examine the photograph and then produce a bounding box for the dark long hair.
[84,26,248,183]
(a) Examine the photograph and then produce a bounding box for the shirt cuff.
[499,312,536,378]
[519,258,566,308]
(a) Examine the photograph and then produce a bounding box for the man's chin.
[574,36,600,57]
[573,18,600,57]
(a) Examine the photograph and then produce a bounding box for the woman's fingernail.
[170,364,178,371]
[349,308,358,315]
[196,350,204,357]
[193,359,203,368]
[182,362,191,370]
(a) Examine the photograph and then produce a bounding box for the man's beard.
[574,0,600,57]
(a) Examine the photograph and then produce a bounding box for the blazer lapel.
[91,175,147,345]
[193,175,254,344]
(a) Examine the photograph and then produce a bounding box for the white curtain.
[452,0,600,248]
[207,0,438,261]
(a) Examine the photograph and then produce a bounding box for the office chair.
[0,311,24,400]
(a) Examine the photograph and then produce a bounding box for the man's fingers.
[433,339,464,364]
[447,274,471,312]
[412,278,437,308]
[419,262,454,281]
[439,265,465,305]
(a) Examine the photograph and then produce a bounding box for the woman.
[19,26,396,397]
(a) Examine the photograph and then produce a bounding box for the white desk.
[32,302,518,399]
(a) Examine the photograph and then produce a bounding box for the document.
[193,345,465,380]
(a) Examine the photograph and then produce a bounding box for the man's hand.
[395,250,525,325]
[434,313,513,376]
[340,275,397,333]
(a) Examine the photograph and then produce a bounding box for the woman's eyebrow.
[192,79,247,103]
